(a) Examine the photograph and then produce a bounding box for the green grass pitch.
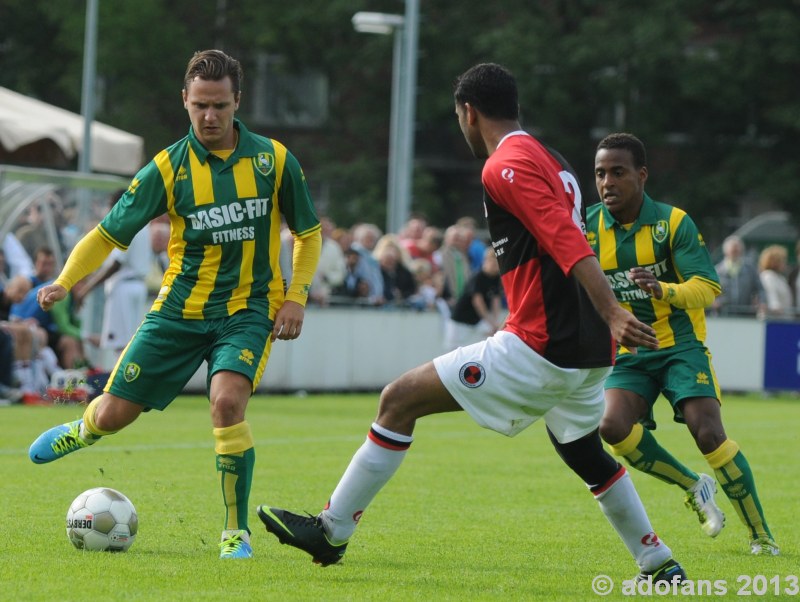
[1,392,797,601]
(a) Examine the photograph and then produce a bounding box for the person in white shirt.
[72,190,153,366]
[757,245,793,319]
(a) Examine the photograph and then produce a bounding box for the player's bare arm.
[271,300,305,341]
[571,255,659,351]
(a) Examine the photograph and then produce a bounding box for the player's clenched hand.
[628,266,663,299]
[36,283,68,311]
[608,306,659,353]
[271,300,305,341]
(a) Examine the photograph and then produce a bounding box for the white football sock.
[321,422,412,544]
[594,469,673,572]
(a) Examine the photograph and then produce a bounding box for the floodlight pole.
[395,0,419,236]
[352,3,419,234]
[79,0,98,174]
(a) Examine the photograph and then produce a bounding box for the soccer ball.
[66,487,138,552]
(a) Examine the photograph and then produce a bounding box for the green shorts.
[605,341,721,429]
[104,309,273,410]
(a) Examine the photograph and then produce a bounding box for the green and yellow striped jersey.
[98,119,320,320]
[585,193,720,349]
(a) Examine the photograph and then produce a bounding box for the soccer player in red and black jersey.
[258,63,685,582]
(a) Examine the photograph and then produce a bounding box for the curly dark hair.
[454,63,519,120]
[596,133,647,168]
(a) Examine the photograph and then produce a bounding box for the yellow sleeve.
[658,277,719,309]
[284,229,322,306]
[53,227,116,291]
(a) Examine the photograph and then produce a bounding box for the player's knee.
[377,380,403,420]
[691,423,727,454]
[375,380,417,432]
[598,414,627,446]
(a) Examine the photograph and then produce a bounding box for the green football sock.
[706,439,773,541]
[217,448,254,532]
[213,421,255,533]
[609,423,699,490]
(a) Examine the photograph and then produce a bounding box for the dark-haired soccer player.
[29,49,321,559]
[257,63,685,582]
[588,132,778,556]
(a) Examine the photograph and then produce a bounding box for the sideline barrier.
[181,310,800,394]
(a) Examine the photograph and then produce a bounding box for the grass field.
[1,392,797,601]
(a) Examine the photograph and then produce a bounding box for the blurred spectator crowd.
[1,189,168,405]
[3,187,800,406]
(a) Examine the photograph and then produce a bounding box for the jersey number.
[559,170,585,233]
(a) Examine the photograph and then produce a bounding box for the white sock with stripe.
[594,468,673,572]
[321,422,413,545]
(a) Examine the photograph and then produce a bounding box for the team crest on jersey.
[123,363,141,383]
[586,231,597,247]
[459,362,486,388]
[652,220,669,244]
[253,152,275,176]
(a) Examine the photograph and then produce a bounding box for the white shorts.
[101,279,147,351]
[433,330,611,443]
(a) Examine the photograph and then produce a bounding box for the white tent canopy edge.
[0,86,144,176]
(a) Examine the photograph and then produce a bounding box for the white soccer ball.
[66,487,138,552]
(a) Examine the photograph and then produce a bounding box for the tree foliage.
[1,0,797,239]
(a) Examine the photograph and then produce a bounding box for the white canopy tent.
[0,86,144,176]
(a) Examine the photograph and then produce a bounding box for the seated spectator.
[0,249,9,287]
[330,227,353,254]
[15,200,50,259]
[407,258,445,312]
[333,247,372,302]
[374,236,417,306]
[399,214,428,256]
[758,245,793,319]
[713,235,764,316]
[1,232,34,279]
[408,225,443,272]
[1,320,57,400]
[788,239,800,312]
[30,246,58,287]
[9,280,88,369]
[443,247,503,350]
[437,224,471,310]
[1,274,33,320]
[350,223,385,305]
[309,217,346,306]
[456,216,488,274]
[71,190,153,369]
[0,276,50,405]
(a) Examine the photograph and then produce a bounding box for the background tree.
[1,0,798,244]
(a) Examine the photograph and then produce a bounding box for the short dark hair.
[184,49,243,94]
[454,63,519,120]
[596,133,647,168]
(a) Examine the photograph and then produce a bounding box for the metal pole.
[386,27,404,235]
[78,0,98,173]
[395,0,419,234]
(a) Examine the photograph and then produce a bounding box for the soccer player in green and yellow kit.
[29,50,322,559]
[586,132,777,556]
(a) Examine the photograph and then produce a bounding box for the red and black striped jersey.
[482,131,614,369]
